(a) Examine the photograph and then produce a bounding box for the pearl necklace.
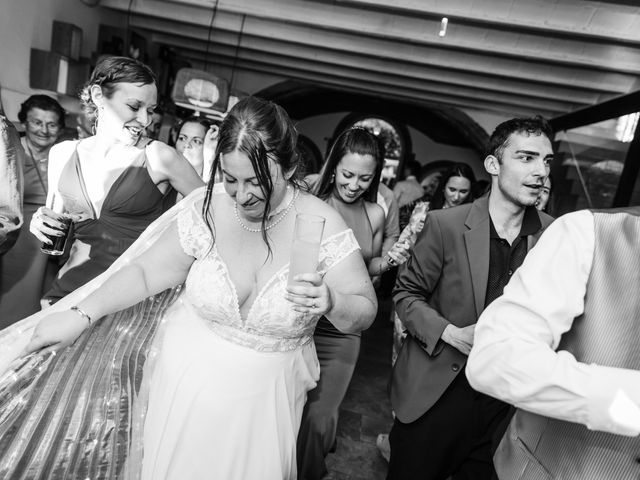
[234,188,299,233]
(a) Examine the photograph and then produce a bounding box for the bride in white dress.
[11,96,377,479]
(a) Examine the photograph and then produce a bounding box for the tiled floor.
[324,296,395,480]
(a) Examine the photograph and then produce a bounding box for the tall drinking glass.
[288,213,325,286]
[40,193,72,256]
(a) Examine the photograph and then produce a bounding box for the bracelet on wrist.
[70,306,92,325]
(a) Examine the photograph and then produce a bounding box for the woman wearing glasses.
[0,95,66,327]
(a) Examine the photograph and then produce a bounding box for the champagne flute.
[287,213,326,286]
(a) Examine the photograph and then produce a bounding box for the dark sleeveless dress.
[297,194,375,480]
[44,143,173,302]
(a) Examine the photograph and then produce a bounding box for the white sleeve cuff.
[587,365,640,436]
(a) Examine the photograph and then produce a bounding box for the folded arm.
[146,141,205,196]
[287,205,378,334]
[467,210,640,436]
[394,212,451,356]
[320,250,378,334]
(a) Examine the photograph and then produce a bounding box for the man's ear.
[90,85,104,108]
[484,155,500,176]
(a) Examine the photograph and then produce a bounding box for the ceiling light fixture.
[439,17,448,37]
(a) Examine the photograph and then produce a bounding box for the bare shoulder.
[295,191,348,236]
[49,140,80,173]
[144,140,176,166]
[364,200,385,229]
[49,139,79,161]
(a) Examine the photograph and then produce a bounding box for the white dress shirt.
[467,209,640,437]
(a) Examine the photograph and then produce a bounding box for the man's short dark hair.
[486,116,553,163]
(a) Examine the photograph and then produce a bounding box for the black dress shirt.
[484,207,541,308]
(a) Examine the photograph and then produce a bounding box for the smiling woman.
[0,96,376,480]
[28,56,204,305]
[174,116,211,178]
[300,128,411,479]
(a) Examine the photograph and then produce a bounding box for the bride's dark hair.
[202,96,302,252]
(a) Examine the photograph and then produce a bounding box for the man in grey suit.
[468,204,640,479]
[387,117,554,480]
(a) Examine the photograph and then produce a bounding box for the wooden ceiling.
[99,0,640,120]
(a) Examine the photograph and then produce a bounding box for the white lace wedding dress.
[141,199,359,479]
[0,188,360,480]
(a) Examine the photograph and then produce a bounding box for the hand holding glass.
[40,194,72,256]
[287,214,325,286]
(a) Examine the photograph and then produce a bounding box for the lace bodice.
[176,203,360,352]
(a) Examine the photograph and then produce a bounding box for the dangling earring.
[330,172,335,183]
[92,106,103,136]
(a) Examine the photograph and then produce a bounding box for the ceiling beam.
[178,45,563,117]
[135,17,607,106]
[104,1,636,95]
[323,0,640,45]
[102,0,640,74]
[151,29,589,112]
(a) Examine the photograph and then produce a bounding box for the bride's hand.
[286,273,333,316]
[24,310,91,356]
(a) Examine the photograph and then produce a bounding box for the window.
[553,113,639,213]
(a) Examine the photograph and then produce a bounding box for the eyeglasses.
[26,119,61,132]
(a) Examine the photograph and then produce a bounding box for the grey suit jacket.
[390,196,553,423]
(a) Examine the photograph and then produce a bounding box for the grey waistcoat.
[495,208,640,480]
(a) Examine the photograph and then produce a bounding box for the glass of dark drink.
[40,216,72,256]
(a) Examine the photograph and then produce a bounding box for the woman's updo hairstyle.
[203,96,301,252]
[79,56,157,123]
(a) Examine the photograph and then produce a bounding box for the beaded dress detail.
[176,201,359,352]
